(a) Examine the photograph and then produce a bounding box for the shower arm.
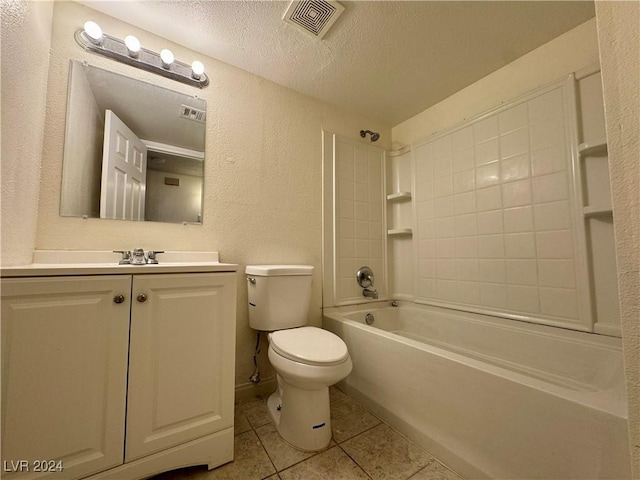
[360,130,380,142]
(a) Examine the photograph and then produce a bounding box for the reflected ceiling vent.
[283,0,345,40]
[180,104,206,123]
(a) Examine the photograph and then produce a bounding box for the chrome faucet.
[131,248,147,265]
[363,287,379,299]
[114,249,164,265]
[357,266,378,300]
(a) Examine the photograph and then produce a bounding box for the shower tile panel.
[533,201,572,231]
[498,103,529,134]
[474,139,500,166]
[473,116,499,143]
[476,210,503,235]
[500,153,530,182]
[536,230,574,259]
[504,232,536,259]
[531,144,566,177]
[415,86,580,325]
[335,138,385,303]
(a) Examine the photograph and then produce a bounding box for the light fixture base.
[74,30,209,89]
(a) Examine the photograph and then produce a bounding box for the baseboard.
[235,376,277,402]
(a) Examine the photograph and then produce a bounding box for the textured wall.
[34,2,390,391]
[60,62,103,217]
[1,1,53,266]
[595,1,640,475]
[392,19,600,146]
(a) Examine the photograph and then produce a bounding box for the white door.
[100,110,147,220]
[125,273,236,461]
[1,276,131,479]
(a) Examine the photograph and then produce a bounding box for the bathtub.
[323,302,630,480]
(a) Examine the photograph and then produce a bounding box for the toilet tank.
[245,265,313,331]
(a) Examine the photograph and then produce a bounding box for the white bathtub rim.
[324,300,622,349]
[323,305,627,419]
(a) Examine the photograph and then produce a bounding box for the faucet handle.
[113,250,132,265]
[356,266,374,288]
[147,250,165,264]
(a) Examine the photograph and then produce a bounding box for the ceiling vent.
[283,0,345,40]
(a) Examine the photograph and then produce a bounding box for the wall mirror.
[60,60,206,224]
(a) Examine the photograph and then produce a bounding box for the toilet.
[245,265,352,451]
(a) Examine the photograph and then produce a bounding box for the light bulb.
[124,35,140,58]
[160,49,174,69]
[83,21,103,45]
[191,61,204,79]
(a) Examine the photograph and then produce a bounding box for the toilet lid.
[270,327,349,366]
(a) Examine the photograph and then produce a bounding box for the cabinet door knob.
[137,293,148,303]
[113,294,125,304]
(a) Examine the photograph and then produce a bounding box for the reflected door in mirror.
[101,110,147,220]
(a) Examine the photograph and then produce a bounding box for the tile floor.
[152,387,463,480]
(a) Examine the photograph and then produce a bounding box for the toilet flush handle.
[247,277,256,285]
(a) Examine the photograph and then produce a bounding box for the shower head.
[360,130,380,142]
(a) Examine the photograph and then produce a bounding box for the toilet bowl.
[245,265,352,451]
[266,327,352,451]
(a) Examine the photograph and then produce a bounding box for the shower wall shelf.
[387,228,413,236]
[567,66,620,337]
[578,139,608,155]
[582,206,613,217]
[387,192,412,201]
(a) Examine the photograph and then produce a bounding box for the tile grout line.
[335,420,382,446]
[250,418,280,478]
[239,389,461,480]
[336,443,374,480]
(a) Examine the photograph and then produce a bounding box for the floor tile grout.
[232,386,463,480]
[248,414,279,477]
[336,443,374,480]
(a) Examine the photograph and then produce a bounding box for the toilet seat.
[269,326,349,366]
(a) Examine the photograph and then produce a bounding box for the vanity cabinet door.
[1,276,131,479]
[125,273,236,461]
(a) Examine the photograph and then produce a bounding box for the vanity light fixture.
[160,49,174,69]
[83,21,103,45]
[124,35,141,58]
[74,21,209,88]
[191,61,205,80]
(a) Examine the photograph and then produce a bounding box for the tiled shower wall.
[415,86,584,328]
[334,137,386,303]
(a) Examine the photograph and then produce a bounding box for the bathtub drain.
[365,313,375,325]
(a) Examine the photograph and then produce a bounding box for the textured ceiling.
[79,1,595,126]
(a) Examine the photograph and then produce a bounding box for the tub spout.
[363,287,378,299]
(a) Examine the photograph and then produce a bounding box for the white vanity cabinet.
[1,266,237,480]
[1,275,131,479]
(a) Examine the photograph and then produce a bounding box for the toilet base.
[267,379,332,452]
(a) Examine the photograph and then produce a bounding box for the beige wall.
[1,1,53,265]
[60,62,103,218]
[595,1,640,476]
[32,2,390,391]
[145,170,202,224]
[392,19,600,146]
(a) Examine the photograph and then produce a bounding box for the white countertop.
[1,251,238,277]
